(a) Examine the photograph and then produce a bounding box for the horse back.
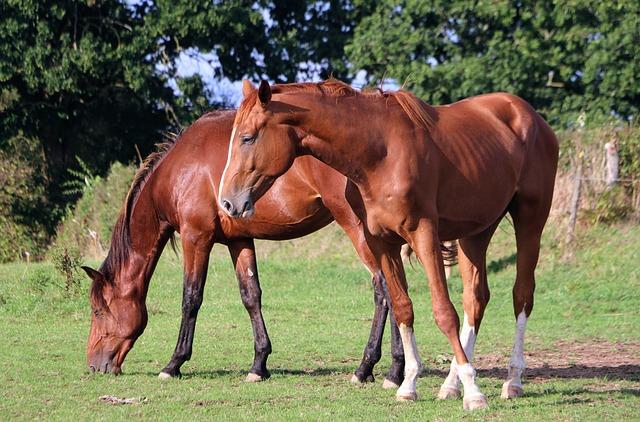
[429,93,558,237]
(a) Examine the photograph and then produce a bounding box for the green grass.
[0,221,638,420]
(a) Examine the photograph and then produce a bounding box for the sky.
[125,0,396,108]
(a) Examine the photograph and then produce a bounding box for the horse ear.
[242,79,255,98]
[258,80,271,106]
[81,266,104,282]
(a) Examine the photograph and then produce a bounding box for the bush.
[554,123,640,224]
[51,161,136,260]
[0,134,50,263]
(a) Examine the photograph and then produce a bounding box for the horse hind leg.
[409,220,488,410]
[438,224,497,400]
[228,239,272,382]
[502,195,549,399]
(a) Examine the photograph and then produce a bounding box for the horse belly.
[435,160,519,239]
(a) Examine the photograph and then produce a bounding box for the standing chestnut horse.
[81,110,407,386]
[219,79,558,410]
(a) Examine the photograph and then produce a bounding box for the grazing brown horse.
[80,110,407,386]
[219,79,558,410]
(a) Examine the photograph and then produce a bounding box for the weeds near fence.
[51,246,82,295]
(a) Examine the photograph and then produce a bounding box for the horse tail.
[400,240,458,269]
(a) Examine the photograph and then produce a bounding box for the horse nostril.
[89,365,96,373]
[221,199,235,215]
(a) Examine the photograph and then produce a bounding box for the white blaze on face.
[218,125,237,210]
[247,268,254,278]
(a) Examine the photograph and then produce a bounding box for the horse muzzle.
[88,353,121,375]
[220,191,254,218]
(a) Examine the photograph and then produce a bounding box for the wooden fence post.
[604,139,619,188]
[564,161,583,258]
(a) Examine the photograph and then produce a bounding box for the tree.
[0,0,373,260]
[346,0,640,127]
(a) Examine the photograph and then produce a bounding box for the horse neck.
[291,93,389,185]
[109,178,173,302]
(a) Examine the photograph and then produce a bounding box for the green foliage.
[52,161,136,260]
[556,124,640,225]
[0,1,373,262]
[617,127,640,181]
[0,134,49,263]
[61,156,97,197]
[589,186,633,224]
[346,1,640,127]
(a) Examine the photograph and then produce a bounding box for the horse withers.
[81,110,406,387]
[219,79,558,410]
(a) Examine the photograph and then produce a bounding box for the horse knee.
[433,304,460,337]
[239,277,262,313]
[391,297,414,327]
[182,285,204,317]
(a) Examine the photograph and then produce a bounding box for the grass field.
[0,221,639,420]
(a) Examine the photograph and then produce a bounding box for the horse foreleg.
[409,220,488,410]
[352,271,388,384]
[228,239,272,382]
[439,225,497,400]
[160,232,213,379]
[364,237,420,402]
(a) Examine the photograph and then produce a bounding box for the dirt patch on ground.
[426,340,640,384]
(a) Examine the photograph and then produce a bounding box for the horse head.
[82,265,147,374]
[218,80,303,218]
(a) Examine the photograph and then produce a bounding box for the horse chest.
[363,196,411,239]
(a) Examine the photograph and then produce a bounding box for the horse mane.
[91,109,232,306]
[236,78,436,129]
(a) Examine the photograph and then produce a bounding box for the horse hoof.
[158,372,172,380]
[350,374,365,386]
[382,378,399,390]
[350,373,374,385]
[437,385,461,400]
[501,383,524,399]
[395,391,418,402]
[463,393,489,411]
[245,373,264,382]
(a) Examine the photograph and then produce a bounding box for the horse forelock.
[235,91,258,126]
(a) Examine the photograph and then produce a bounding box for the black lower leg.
[162,281,204,377]
[354,272,388,382]
[231,241,272,379]
[386,310,405,386]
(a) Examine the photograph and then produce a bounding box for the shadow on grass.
[487,253,517,273]
[127,367,345,379]
[423,364,640,383]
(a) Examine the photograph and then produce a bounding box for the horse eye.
[93,308,102,317]
[240,134,256,145]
